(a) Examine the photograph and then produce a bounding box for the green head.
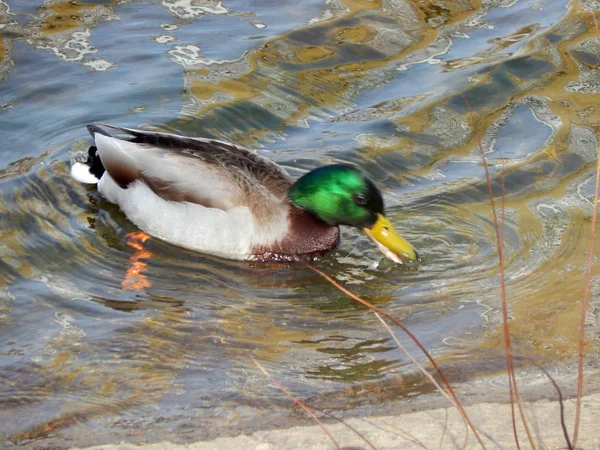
[288,164,419,264]
[288,164,383,227]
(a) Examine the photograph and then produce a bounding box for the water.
[1,0,600,447]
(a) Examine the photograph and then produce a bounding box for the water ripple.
[1,0,600,445]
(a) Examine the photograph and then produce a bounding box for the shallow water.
[1,0,600,447]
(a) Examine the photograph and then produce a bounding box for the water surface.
[1,0,600,447]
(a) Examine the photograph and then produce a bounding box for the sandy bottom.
[76,393,600,450]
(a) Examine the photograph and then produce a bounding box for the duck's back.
[92,124,293,206]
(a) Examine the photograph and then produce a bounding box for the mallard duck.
[71,123,419,264]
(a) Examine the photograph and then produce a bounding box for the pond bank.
[77,392,600,450]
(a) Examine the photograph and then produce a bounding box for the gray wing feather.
[92,124,293,212]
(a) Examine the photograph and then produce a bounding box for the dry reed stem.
[439,408,448,450]
[501,167,506,248]
[463,97,536,450]
[573,13,600,447]
[536,365,572,450]
[377,418,432,450]
[306,263,487,449]
[308,405,379,450]
[358,416,431,449]
[252,358,379,450]
[250,357,341,450]
[374,313,470,449]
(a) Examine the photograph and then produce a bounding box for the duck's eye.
[354,194,367,205]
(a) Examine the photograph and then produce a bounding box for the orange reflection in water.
[122,231,152,291]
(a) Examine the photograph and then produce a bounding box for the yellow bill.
[363,214,419,264]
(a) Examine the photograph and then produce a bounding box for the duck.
[71,123,419,264]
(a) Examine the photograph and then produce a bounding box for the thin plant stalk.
[251,357,341,450]
[464,97,536,450]
[439,408,448,450]
[501,165,506,247]
[536,365,572,450]
[308,404,379,450]
[253,359,379,450]
[357,416,431,449]
[573,15,600,447]
[377,418,432,450]
[307,263,487,450]
[374,312,470,450]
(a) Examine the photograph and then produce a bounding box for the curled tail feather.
[71,144,105,184]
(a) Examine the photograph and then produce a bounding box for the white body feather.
[79,132,290,259]
[98,175,287,259]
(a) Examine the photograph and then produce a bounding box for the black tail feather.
[86,145,105,179]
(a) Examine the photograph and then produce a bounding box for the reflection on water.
[1,0,600,446]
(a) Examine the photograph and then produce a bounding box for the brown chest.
[251,206,340,262]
